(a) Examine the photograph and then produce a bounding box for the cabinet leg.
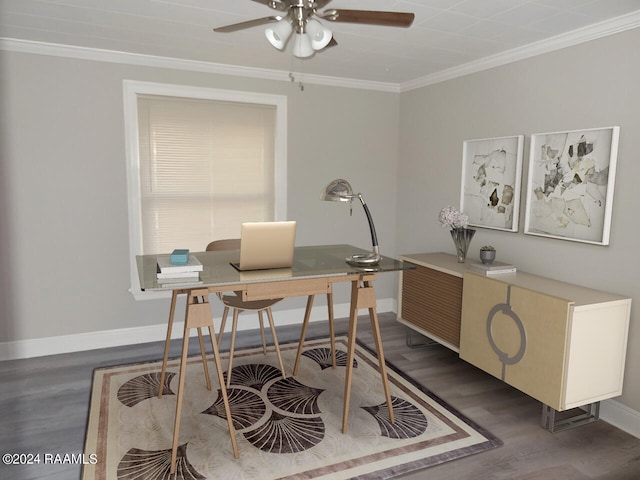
[541,402,600,433]
[405,328,438,349]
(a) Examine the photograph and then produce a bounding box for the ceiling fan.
[213,0,415,59]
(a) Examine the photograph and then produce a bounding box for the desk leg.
[342,277,394,433]
[159,289,179,398]
[206,328,239,461]
[293,295,315,376]
[170,305,192,474]
[365,280,394,425]
[327,288,336,369]
[196,327,212,391]
[342,281,360,433]
[170,290,238,475]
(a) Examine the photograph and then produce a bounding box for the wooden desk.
[137,244,411,472]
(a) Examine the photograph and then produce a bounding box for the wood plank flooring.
[1,312,639,480]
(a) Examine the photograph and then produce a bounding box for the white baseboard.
[0,298,395,361]
[2,296,637,440]
[600,398,640,439]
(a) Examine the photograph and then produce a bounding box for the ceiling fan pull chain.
[289,52,305,91]
[298,58,305,90]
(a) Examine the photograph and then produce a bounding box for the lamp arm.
[357,193,379,251]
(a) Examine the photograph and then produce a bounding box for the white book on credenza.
[468,260,516,275]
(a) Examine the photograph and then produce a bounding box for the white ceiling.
[2,0,640,86]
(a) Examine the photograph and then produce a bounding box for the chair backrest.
[206,239,241,251]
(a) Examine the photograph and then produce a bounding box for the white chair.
[207,239,286,387]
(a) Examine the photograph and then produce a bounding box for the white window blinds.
[136,95,276,255]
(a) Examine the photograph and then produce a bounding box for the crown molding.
[0,37,399,93]
[400,10,640,92]
[2,10,638,95]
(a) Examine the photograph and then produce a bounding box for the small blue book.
[170,249,190,265]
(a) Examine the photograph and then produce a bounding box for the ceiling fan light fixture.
[305,18,332,50]
[292,32,315,58]
[265,18,293,50]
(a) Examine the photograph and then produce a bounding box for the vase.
[450,228,475,263]
[480,249,496,264]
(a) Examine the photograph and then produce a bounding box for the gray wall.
[397,28,640,412]
[0,50,399,344]
[1,26,638,415]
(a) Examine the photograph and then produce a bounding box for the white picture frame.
[460,135,524,232]
[524,126,620,245]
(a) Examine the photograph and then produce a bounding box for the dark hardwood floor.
[1,312,639,480]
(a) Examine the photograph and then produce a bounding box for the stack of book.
[468,260,516,276]
[156,253,203,285]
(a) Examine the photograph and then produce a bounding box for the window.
[123,81,287,298]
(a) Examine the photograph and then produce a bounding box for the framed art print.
[460,135,524,232]
[524,126,620,245]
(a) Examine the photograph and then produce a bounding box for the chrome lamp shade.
[322,179,381,266]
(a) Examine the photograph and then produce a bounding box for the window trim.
[123,80,288,300]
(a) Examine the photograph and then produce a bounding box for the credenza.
[397,252,632,432]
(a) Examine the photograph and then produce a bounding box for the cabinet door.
[401,263,463,348]
[459,273,571,411]
[563,300,630,408]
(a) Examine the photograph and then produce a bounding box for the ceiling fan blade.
[250,0,289,12]
[214,16,281,33]
[320,9,415,27]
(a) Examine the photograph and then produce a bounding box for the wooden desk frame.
[158,273,394,474]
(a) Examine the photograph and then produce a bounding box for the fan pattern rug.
[83,336,501,479]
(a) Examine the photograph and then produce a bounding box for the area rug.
[83,336,501,479]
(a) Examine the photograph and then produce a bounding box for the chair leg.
[226,308,241,388]
[265,307,286,379]
[258,310,267,354]
[217,306,229,350]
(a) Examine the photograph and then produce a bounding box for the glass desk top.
[137,244,413,291]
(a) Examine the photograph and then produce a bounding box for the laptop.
[231,221,297,271]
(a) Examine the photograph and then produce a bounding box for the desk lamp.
[322,179,381,266]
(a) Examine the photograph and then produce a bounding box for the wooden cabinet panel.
[401,264,463,348]
[459,271,631,412]
[459,273,571,410]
